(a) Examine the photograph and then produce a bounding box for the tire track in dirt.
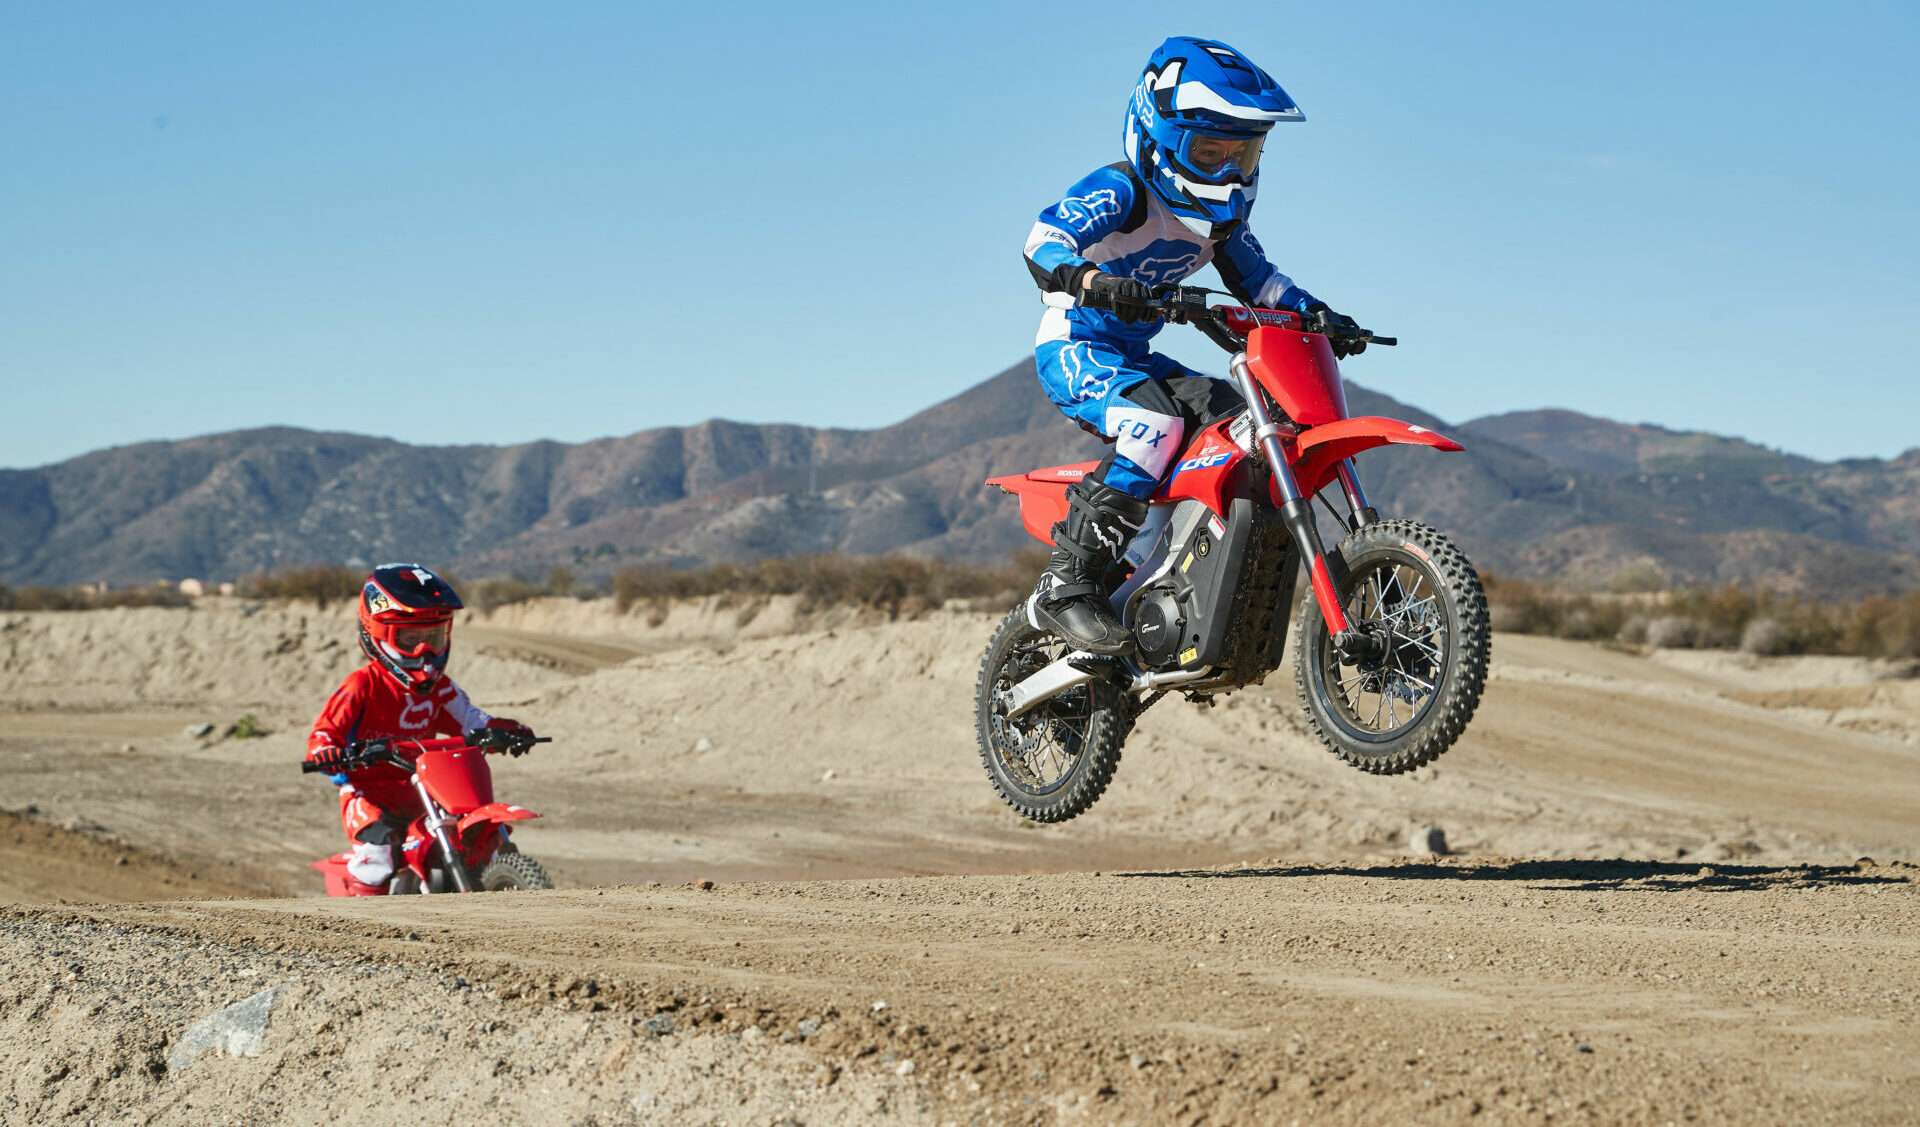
[12,857,1916,1124]
[0,808,269,904]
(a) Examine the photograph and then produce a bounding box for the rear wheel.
[480,851,553,891]
[975,605,1129,823]
[1294,519,1490,774]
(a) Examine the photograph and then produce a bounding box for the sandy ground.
[8,862,1916,1125]
[1,596,1917,1123]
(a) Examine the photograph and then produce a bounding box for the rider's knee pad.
[1104,405,1184,486]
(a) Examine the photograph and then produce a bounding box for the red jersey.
[307,663,492,805]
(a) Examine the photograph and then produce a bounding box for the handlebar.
[300,732,550,774]
[1081,283,1396,353]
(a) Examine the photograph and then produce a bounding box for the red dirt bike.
[304,728,554,894]
[977,286,1491,822]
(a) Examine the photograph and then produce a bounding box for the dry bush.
[611,550,1050,621]
[0,583,188,611]
[1645,615,1699,649]
[1483,572,1919,658]
[0,584,86,611]
[98,586,191,609]
[1843,592,1920,660]
[1741,617,1788,656]
[466,577,545,613]
[1479,575,1627,641]
[238,565,364,609]
[1606,560,1668,593]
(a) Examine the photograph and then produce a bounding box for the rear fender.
[986,462,1098,543]
[311,853,389,897]
[1284,416,1465,499]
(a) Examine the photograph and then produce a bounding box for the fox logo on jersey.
[1131,251,1202,286]
[396,694,436,731]
[1056,189,1123,234]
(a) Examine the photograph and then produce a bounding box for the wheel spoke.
[1391,629,1442,659]
[1381,595,1438,625]
[1312,553,1459,735]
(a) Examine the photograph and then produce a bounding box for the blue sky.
[3,1,1915,468]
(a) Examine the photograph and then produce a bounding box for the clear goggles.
[390,620,451,655]
[1175,130,1265,184]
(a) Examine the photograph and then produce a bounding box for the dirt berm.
[1,596,1917,1123]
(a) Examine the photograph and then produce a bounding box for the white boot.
[346,840,395,886]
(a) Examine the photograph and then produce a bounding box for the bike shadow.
[1117,857,1909,893]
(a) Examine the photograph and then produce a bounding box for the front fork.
[411,773,475,893]
[1227,353,1382,663]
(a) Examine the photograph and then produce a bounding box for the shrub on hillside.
[1843,592,1920,660]
[0,583,188,611]
[1481,571,1920,659]
[1479,575,1628,641]
[611,550,1050,621]
[1740,617,1788,656]
[238,565,364,608]
[465,566,593,612]
[1644,615,1699,649]
[467,576,547,612]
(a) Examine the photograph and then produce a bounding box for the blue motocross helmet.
[1124,37,1303,235]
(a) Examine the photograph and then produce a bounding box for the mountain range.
[3,363,1915,596]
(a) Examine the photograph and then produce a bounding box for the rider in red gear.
[305,563,533,892]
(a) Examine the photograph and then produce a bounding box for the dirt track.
[2,597,1917,1122]
[9,859,1916,1124]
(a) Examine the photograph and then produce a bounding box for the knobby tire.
[480,850,553,891]
[1294,519,1490,774]
[975,604,1129,823]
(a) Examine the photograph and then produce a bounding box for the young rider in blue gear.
[1023,36,1364,655]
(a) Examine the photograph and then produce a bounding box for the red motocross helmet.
[356,563,463,695]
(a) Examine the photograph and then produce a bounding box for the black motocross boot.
[1027,478,1148,655]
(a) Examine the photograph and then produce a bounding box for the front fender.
[1284,416,1465,498]
[457,802,541,836]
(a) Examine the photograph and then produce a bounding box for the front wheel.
[480,851,553,891]
[1294,519,1490,774]
[975,605,1129,823]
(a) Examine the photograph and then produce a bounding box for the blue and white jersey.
[1024,162,1315,351]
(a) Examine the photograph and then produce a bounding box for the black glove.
[1082,272,1157,324]
[470,722,536,755]
[1305,302,1367,359]
[307,745,355,774]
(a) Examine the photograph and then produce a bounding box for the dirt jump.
[2,596,1916,1123]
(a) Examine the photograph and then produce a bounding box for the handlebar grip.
[300,761,326,774]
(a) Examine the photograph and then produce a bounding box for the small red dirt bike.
[977,287,1491,822]
[304,729,554,894]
